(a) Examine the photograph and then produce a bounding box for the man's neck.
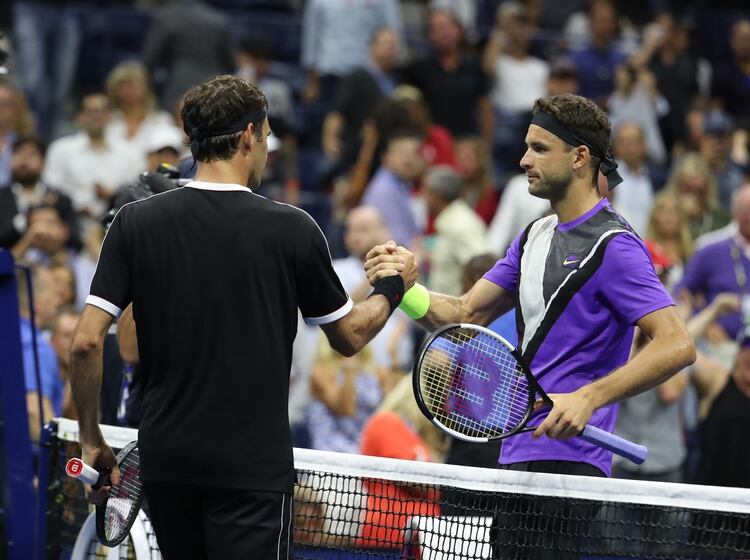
[437,50,461,71]
[194,161,250,188]
[552,180,603,224]
[87,133,106,150]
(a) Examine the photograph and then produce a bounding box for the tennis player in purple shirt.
[365,93,695,480]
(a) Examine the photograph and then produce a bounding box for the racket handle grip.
[580,425,648,465]
[65,458,101,485]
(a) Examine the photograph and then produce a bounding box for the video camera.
[101,164,187,230]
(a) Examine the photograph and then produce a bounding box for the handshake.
[364,241,418,291]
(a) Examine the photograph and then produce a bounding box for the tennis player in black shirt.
[70,75,416,559]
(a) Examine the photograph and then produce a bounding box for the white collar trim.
[186,181,252,193]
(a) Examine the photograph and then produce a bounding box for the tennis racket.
[413,324,647,464]
[65,441,144,546]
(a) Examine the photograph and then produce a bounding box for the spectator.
[546,57,580,97]
[105,61,176,158]
[358,375,443,547]
[632,13,700,152]
[49,308,80,419]
[235,35,299,203]
[307,341,388,454]
[43,92,145,218]
[362,131,424,248]
[711,19,750,123]
[143,126,186,171]
[568,0,628,105]
[0,136,80,252]
[12,204,95,311]
[482,2,549,178]
[610,122,655,236]
[333,206,413,368]
[142,0,234,113]
[608,65,668,167]
[301,0,401,103]
[322,28,401,170]
[0,78,36,187]
[677,184,750,342]
[423,166,488,296]
[698,110,746,209]
[392,85,456,170]
[455,136,499,225]
[42,263,76,310]
[613,246,687,483]
[486,171,551,255]
[15,267,63,441]
[645,193,694,287]
[402,8,493,145]
[664,153,729,240]
[691,332,750,488]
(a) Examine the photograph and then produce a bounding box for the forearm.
[326,296,392,356]
[323,113,344,143]
[415,292,472,331]
[70,343,105,447]
[585,333,695,409]
[116,304,139,364]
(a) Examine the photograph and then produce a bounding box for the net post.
[0,249,36,559]
[35,420,57,560]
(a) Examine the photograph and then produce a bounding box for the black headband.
[530,110,623,190]
[184,106,267,162]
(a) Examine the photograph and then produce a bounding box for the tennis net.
[44,418,750,559]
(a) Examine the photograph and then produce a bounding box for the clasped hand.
[363,241,418,290]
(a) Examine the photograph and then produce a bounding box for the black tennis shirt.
[87,181,352,492]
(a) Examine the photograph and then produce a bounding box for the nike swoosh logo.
[563,257,581,266]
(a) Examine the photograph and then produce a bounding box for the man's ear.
[572,145,590,172]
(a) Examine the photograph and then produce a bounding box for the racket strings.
[419,328,531,438]
[104,449,142,541]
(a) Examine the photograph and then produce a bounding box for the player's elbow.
[673,331,697,370]
[70,331,102,358]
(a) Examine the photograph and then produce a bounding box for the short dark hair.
[75,90,108,114]
[13,135,47,157]
[237,34,273,60]
[532,94,611,180]
[180,75,267,163]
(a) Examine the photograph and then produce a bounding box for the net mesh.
[45,419,750,559]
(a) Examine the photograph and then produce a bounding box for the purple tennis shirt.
[483,199,673,476]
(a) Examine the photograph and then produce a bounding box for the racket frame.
[95,440,144,547]
[413,323,552,443]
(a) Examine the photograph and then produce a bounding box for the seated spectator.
[333,206,412,368]
[677,184,750,344]
[0,136,80,252]
[0,78,36,188]
[610,122,655,236]
[546,57,580,97]
[49,308,80,419]
[43,92,145,218]
[362,131,424,248]
[423,166,488,296]
[359,374,443,548]
[105,61,176,158]
[568,0,628,106]
[483,1,549,178]
[12,204,96,310]
[307,340,390,454]
[645,193,693,288]
[392,85,456,170]
[322,28,400,171]
[664,153,729,240]
[143,126,186,172]
[455,136,499,225]
[698,110,746,209]
[235,35,299,203]
[15,267,63,441]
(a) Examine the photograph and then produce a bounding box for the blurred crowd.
[3,0,750,490]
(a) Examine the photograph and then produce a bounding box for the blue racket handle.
[580,425,647,465]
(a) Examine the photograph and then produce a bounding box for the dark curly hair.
[180,75,267,163]
[532,94,611,179]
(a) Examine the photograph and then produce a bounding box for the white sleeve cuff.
[85,295,123,318]
[304,297,353,326]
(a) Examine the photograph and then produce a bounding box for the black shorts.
[144,481,293,560]
[491,460,605,560]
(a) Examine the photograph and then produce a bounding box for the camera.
[101,164,185,230]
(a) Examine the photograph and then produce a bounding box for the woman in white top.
[105,61,176,157]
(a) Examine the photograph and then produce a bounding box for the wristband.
[370,275,405,313]
[399,283,430,320]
